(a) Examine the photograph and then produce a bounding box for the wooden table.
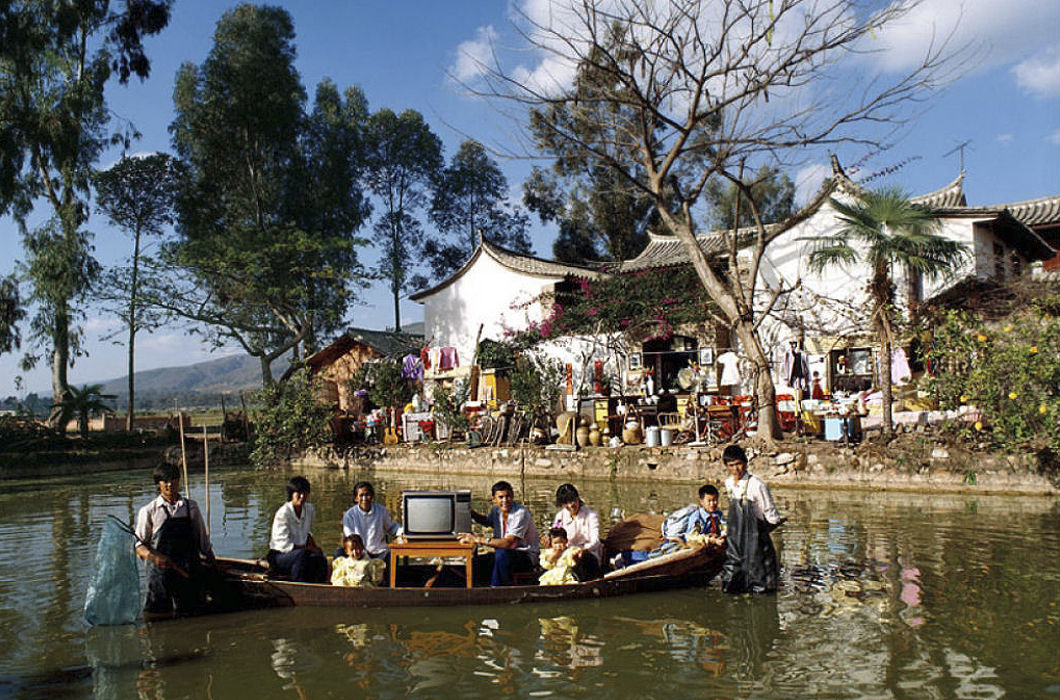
[388,539,476,589]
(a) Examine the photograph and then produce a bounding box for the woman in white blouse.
[268,476,327,583]
[548,483,603,580]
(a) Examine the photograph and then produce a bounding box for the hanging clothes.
[891,348,912,385]
[420,346,431,370]
[401,354,423,381]
[439,347,459,370]
[782,347,810,392]
[717,351,741,386]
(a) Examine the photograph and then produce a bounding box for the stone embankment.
[294,438,1058,496]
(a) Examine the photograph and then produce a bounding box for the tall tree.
[705,166,795,232]
[426,140,532,279]
[475,0,956,440]
[363,109,443,330]
[92,153,181,430]
[806,187,964,437]
[0,275,24,356]
[164,5,371,385]
[0,0,172,429]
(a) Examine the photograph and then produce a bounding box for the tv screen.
[403,490,472,539]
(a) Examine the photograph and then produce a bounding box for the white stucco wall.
[418,251,561,363]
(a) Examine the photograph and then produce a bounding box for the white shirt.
[718,351,741,386]
[342,504,403,556]
[135,494,212,556]
[269,501,315,553]
[552,503,602,562]
[486,503,540,555]
[725,472,781,524]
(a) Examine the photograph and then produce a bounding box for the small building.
[305,328,424,413]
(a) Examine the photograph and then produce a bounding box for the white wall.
[419,252,559,363]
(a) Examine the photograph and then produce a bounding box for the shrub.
[928,308,1060,453]
[250,369,334,467]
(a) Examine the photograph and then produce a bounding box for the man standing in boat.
[134,463,216,614]
[720,445,783,594]
[460,480,540,586]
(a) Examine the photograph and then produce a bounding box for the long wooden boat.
[214,543,723,610]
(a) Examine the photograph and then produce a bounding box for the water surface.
[0,466,1056,698]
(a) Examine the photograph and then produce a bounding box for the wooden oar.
[178,412,189,490]
[202,425,210,537]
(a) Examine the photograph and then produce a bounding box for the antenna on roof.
[942,140,972,172]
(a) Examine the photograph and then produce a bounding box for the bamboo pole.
[178,412,189,491]
[203,425,211,537]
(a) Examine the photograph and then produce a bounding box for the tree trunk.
[393,286,401,332]
[46,304,71,433]
[878,316,894,439]
[260,355,274,387]
[732,318,782,440]
[126,229,141,432]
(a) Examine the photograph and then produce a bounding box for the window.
[1010,252,1022,278]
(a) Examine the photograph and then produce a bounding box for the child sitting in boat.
[331,534,385,587]
[681,484,727,547]
[538,527,582,585]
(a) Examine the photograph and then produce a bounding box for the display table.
[388,539,476,589]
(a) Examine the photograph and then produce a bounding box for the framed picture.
[628,352,642,370]
[699,347,715,366]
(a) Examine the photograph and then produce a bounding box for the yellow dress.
[538,546,582,585]
[331,555,385,587]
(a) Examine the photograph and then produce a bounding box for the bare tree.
[471,0,959,440]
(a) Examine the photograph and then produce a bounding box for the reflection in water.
[0,468,1056,698]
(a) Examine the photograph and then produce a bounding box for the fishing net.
[84,518,142,625]
[720,500,778,594]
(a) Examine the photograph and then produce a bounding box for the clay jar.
[575,424,591,447]
[588,424,602,446]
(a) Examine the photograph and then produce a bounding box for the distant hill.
[95,354,285,410]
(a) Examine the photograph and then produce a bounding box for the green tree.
[250,367,333,467]
[426,140,531,279]
[478,0,955,441]
[361,359,415,411]
[705,166,795,232]
[52,383,117,439]
[164,5,371,385]
[363,109,444,330]
[92,153,182,430]
[0,275,24,355]
[0,0,172,429]
[806,187,965,437]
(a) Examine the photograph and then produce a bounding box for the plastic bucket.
[645,426,660,447]
[659,428,673,446]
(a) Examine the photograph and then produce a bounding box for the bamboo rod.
[178,412,189,492]
[203,425,211,537]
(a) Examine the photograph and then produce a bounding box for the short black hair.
[554,483,580,507]
[698,484,719,499]
[287,476,311,500]
[549,527,568,541]
[153,463,181,484]
[353,481,374,498]
[491,480,514,497]
[722,444,748,464]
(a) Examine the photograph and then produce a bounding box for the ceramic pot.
[622,425,643,445]
[588,425,602,446]
[575,425,590,447]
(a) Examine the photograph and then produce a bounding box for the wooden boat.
[214,543,724,610]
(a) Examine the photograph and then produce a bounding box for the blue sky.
[1,0,1058,395]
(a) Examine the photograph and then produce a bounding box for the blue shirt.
[485,502,540,555]
[683,506,725,540]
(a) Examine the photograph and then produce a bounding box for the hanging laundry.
[401,354,423,381]
[420,346,431,370]
[718,351,741,386]
[891,348,912,385]
[439,346,459,370]
[782,346,810,392]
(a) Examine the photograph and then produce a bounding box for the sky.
[1,0,1058,396]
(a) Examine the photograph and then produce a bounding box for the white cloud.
[1049,129,1060,146]
[450,25,499,83]
[996,133,1014,144]
[1013,44,1060,98]
[867,0,1060,76]
[794,162,831,207]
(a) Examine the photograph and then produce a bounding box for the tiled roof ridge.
[829,154,966,208]
[480,238,601,277]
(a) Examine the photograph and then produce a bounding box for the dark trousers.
[487,548,534,587]
[272,548,327,583]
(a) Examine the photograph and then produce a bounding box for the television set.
[402,489,473,539]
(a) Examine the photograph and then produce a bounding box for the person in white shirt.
[341,481,403,559]
[721,445,783,594]
[546,483,602,580]
[135,463,215,614]
[459,480,540,587]
[268,476,326,583]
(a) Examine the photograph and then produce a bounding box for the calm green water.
[0,465,1057,699]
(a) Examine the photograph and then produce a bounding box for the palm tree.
[52,384,117,439]
[805,187,965,437]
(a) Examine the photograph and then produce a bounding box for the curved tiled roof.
[410,238,601,301]
[829,155,967,208]
[984,194,1060,228]
[612,230,756,272]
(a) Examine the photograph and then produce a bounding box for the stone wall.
[293,438,1058,495]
